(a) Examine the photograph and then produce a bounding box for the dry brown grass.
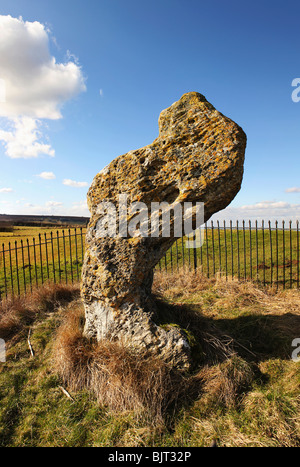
[153,268,300,316]
[0,282,80,344]
[53,302,191,424]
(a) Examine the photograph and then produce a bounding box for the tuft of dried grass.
[198,356,256,408]
[53,303,192,424]
[0,282,80,344]
[153,268,300,314]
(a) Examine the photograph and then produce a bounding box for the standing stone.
[81,92,246,370]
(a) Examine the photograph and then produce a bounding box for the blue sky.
[0,0,299,223]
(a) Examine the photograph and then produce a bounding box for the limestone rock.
[81,92,247,370]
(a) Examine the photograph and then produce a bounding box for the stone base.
[83,300,191,371]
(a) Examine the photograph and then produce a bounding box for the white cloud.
[45,201,63,207]
[37,171,56,180]
[2,199,89,216]
[63,179,88,188]
[0,187,13,193]
[211,200,300,225]
[0,15,86,159]
[240,201,293,210]
[285,187,300,193]
[0,117,55,158]
[99,89,103,97]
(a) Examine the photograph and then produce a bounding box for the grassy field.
[0,226,86,297]
[0,271,299,447]
[0,223,299,298]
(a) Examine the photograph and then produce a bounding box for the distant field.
[0,223,299,298]
[0,226,86,248]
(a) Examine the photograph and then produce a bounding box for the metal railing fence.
[0,220,299,299]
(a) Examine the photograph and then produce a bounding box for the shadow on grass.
[154,297,300,366]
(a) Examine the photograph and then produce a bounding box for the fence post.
[56,231,62,283]
[8,242,14,296]
[26,239,32,293]
[236,221,240,280]
[62,230,68,284]
[217,221,221,273]
[14,241,20,296]
[193,233,197,270]
[224,220,228,280]
[44,233,50,280]
[211,221,215,275]
[249,220,252,281]
[68,229,74,283]
[283,221,285,289]
[255,220,259,283]
[39,234,44,285]
[205,222,209,278]
[269,221,273,287]
[33,238,38,287]
[297,220,299,289]
[262,220,265,287]
[275,220,279,289]
[20,239,26,295]
[289,220,293,289]
[50,232,56,284]
[230,220,234,279]
[243,220,246,280]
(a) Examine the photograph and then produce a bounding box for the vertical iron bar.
[243,220,246,280]
[255,221,259,283]
[193,232,197,270]
[27,239,32,292]
[80,227,84,269]
[297,220,299,289]
[249,221,252,281]
[199,227,203,266]
[236,221,240,281]
[217,221,221,272]
[181,236,185,269]
[57,231,62,283]
[176,239,179,272]
[50,232,56,284]
[224,220,228,281]
[39,234,44,285]
[205,222,209,278]
[44,233,50,280]
[20,240,26,295]
[283,221,285,290]
[211,221,215,275]
[74,228,79,280]
[62,230,68,284]
[289,220,293,289]
[33,238,38,287]
[8,242,14,296]
[275,220,279,289]
[14,241,20,296]
[2,244,7,299]
[262,220,265,287]
[230,220,234,279]
[269,221,273,287]
[68,229,73,283]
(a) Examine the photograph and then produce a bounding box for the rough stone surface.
[81,92,247,370]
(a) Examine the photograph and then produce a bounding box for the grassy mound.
[0,272,299,447]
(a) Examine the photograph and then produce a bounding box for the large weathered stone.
[81,92,247,370]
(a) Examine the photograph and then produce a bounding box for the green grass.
[0,275,299,447]
[0,227,86,297]
[159,226,300,289]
